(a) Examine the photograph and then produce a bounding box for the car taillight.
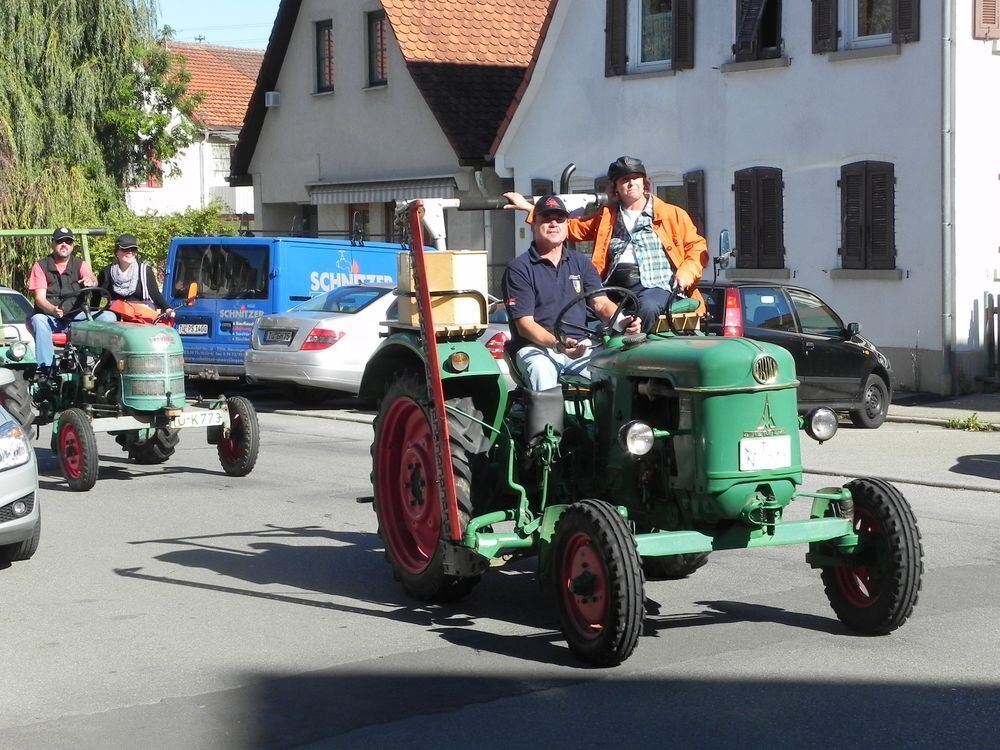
[301,328,343,350]
[723,288,743,337]
[485,331,509,359]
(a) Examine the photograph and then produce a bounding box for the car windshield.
[293,286,389,314]
[171,244,269,300]
[0,291,32,324]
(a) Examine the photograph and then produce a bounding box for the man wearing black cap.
[27,226,109,372]
[501,195,641,391]
[505,156,708,330]
[96,234,171,314]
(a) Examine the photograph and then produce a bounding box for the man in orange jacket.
[505,156,708,331]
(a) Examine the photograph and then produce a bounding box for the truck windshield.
[171,244,269,300]
[293,285,390,314]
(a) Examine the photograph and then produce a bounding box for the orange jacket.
[570,196,708,312]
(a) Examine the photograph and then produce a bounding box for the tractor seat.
[51,331,68,347]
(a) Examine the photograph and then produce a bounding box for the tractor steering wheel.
[553,286,640,347]
[61,287,113,320]
[152,309,175,326]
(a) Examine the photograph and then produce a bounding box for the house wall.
[248,0,513,289]
[953,22,1000,390]
[496,1,971,393]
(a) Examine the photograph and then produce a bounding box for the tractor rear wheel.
[820,478,923,634]
[57,408,99,491]
[0,370,34,428]
[371,371,482,602]
[122,428,180,464]
[552,499,644,666]
[643,552,710,580]
[217,397,260,476]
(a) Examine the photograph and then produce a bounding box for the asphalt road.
[1,405,998,749]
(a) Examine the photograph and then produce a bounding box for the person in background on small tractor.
[501,194,641,391]
[96,234,173,320]
[28,226,115,378]
[505,156,709,331]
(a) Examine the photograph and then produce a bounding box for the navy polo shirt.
[501,242,604,350]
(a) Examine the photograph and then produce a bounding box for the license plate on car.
[265,329,294,344]
[169,409,226,429]
[177,323,209,335]
[739,435,792,471]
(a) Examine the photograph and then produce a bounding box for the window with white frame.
[630,0,671,71]
[211,144,231,181]
[812,0,919,53]
[844,0,892,48]
[605,0,694,76]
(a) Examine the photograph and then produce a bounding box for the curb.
[804,467,1000,494]
[271,408,375,425]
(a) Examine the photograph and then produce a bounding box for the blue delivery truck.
[164,236,411,378]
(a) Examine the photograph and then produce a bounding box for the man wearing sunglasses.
[27,226,110,375]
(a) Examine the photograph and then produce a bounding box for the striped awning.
[308,176,457,205]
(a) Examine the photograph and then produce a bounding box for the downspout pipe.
[941,0,957,394]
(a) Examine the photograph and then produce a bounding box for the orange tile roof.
[168,42,265,130]
[382,0,551,67]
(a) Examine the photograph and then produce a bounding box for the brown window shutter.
[672,0,695,70]
[735,0,767,62]
[812,0,838,53]
[840,162,866,269]
[867,162,896,270]
[974,0,1000,40]
[734,169,758,268]
[892,0,920,43]
[605,0,627,76]
[683,169,706,237]
[530,179,554,197]
[758,168,784,269]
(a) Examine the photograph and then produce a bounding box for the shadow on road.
[949,454,1000,481]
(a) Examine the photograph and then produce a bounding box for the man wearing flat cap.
[96,234,171,315]
[27,226,110,374]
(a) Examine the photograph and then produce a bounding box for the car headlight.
[804,408,838,444]
[0,419,31,471]
[619,420,655,456]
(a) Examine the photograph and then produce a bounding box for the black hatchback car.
[698,282,892,428]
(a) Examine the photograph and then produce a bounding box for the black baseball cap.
[115,233,139,250]
[607,156,647,184]
[533,194,569,217]
[51,227,74,242]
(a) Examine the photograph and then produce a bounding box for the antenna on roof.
[195,35,206,43]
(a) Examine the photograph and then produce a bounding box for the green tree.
[0,1,201,287]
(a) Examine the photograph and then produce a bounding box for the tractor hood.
[70,320,184,356]
[591,335,798,391]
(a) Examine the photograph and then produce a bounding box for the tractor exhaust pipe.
[559,163,576,193]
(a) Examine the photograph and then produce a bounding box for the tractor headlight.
[8,341,27,361]
[804,408,838,444]
[0,419,31,471]
[446,351,470,373]
[619,420,655,456]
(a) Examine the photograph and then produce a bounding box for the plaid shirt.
[607,199,674,289]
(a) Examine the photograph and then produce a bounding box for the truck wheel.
[0,370,34,428]
[57,408,99,491]
[552,499,644,666]
[643,552,710,580]
[127,428,180,464]
[217,397,260,476]
[820,478,923,634]
[0,509,40,563]
[849,375,889,428]
[371,372,481,602]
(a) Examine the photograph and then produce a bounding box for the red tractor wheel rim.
[834,506,883,608]
[220,412,242,462]
[376,397,441,575]
[60,424,84,479]
[560,531,609,640]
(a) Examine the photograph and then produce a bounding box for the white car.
[0,371,40,567]
[1,286,35,358]
[246,284,397,401]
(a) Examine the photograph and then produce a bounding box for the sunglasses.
[55,238,74,245]
[116,247,137,253]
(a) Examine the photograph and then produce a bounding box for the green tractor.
[360,198,923,666]
[0,229,259,491]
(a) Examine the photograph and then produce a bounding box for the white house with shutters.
[494,0,1000,396]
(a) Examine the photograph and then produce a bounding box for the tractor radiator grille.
[126,355,166,375]
[0,493,34,524]
[128,379,166,396]
[752,354,779,384]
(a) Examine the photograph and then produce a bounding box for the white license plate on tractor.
[169,409,227,430]
[739,435,791,471]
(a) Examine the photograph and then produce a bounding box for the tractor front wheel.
[0,370,34,428]
[371,372,481,602]
[57,408,99,491]
[552,499,644,666]
[217,397,260,476]
[820,477,923,634]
